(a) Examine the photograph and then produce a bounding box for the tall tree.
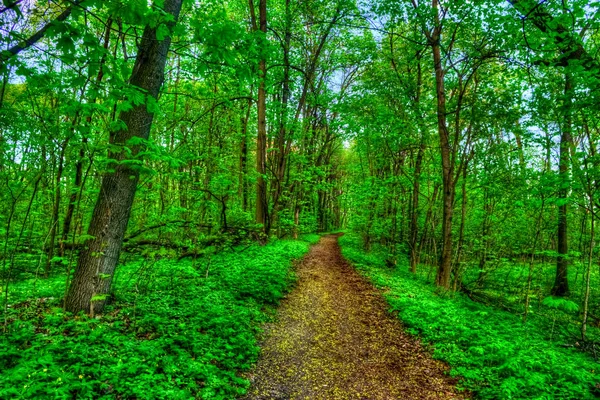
[250,0,269,235]
[552,73,573,296]
[65,0,184,314]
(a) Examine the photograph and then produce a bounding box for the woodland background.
[2,0,600,398]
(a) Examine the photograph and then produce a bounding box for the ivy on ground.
[339,233,600,400]
[0,234,319,399]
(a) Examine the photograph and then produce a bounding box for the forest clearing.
[2,0,600,398]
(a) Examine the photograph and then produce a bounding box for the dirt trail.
[242,235,467,400]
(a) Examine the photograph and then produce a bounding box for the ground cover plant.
[339,233,600,400]
[0,235,319,399]
[3,0,600,398]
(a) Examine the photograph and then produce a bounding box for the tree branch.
[0,0,85,65]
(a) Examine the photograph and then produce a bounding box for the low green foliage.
[339,233,600,400]
[0,237,316,399]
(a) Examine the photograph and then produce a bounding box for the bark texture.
[431,0,454,289]
[254,0,268,232]
[65,0,183,314]
[552,74,573,296]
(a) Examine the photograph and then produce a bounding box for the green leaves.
[542,296,580,313]
[90,294,109,302]
[0,237,314,399]
[156,23,171,41]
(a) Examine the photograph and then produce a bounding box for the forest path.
[241,235,467,400]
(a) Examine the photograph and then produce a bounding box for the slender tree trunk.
[239,99,251,212]
[46,139,68,276]
[60,141,85,256]
[252,0,268,236]
[552,73,572,296]
[514,122,526,171]
[3,172,42,332]
[65,0,183,314]
[523,198,545,322]
[582,209,593,340]
[0,68,7,110]
[581,124,598,340]
[269,0,291,234]
[60,18,112,256]
[453,163,469,291]
[431,0,454,288]
[408,54,426,274]
[477,189,492,285]
[419,183,440,265]
[410,143,424,273]
[0,0,85,65]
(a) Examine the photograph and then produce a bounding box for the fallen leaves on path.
[241,235,468,400]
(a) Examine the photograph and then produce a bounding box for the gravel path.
[241,235,468,400]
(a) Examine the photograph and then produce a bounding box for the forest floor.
[241,235,467,400]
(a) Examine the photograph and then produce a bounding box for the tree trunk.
[581,128,599,340]
[409,143,424,273]
[253,0,268,236]
[453,162,469,291]
[0,0,85,65]
[508,0,600,76]
[60,140,85,257]
[523,198,545,323]
[582,209,593,340]
[60,18,112,256]
[269,0,292,234]
[65,0,183,314]
[239,99,251,212]
[46,139,68,276]
[431,0,454,288]
[552,73,572,297]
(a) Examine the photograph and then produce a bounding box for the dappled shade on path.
[242,235,467,400]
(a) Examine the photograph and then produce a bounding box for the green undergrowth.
[339,233,600,400]
[0,234,319,399]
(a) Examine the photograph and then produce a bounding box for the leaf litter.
[241,235,468,400]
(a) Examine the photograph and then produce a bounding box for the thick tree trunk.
[552,73,572,297]
[65,0,183,314]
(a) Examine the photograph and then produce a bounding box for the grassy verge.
[0,234,319,399]
[339,233,600,400]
